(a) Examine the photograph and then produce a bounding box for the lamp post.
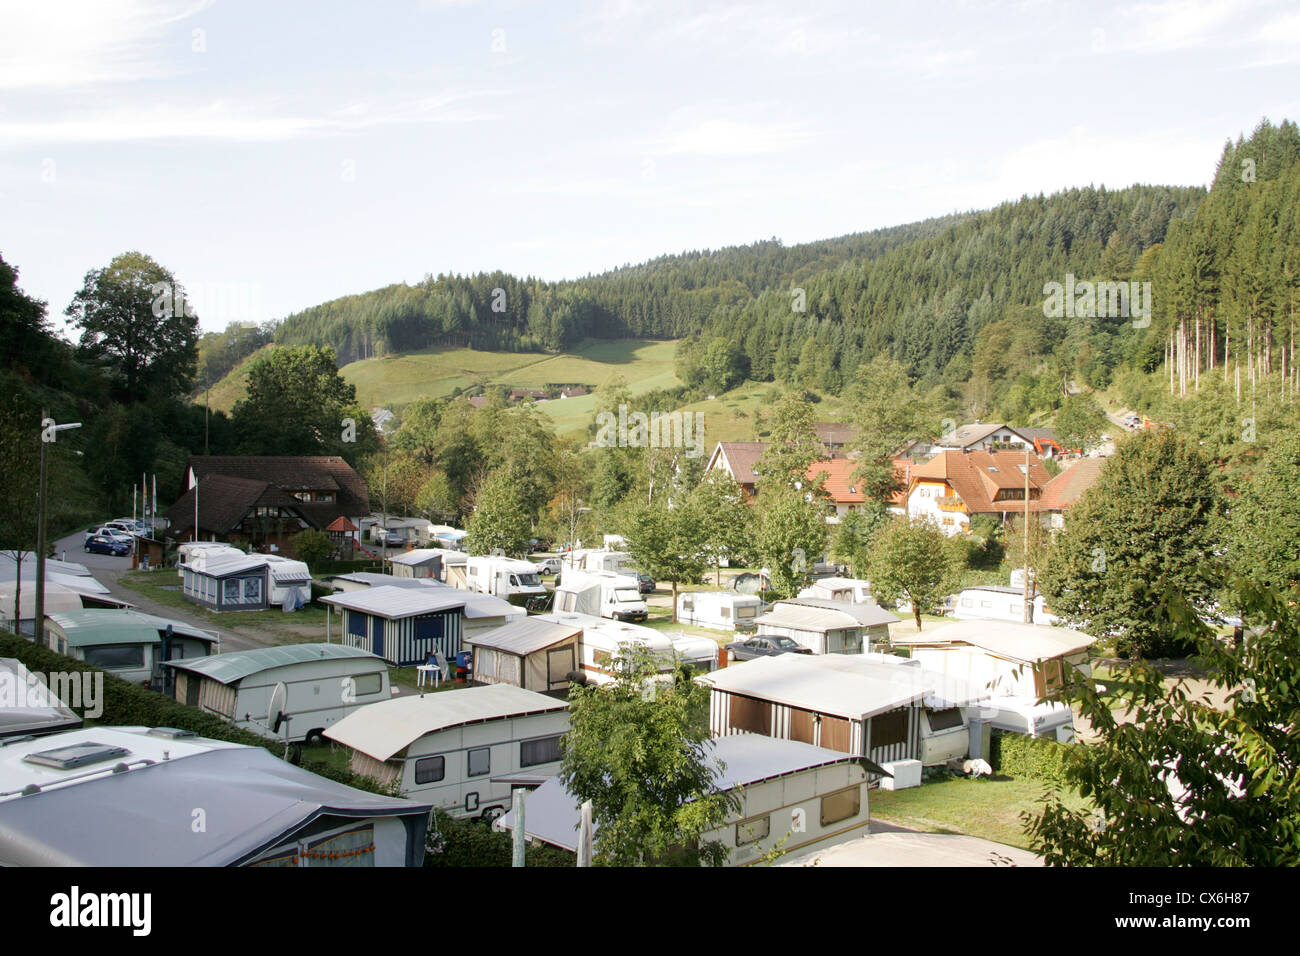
[36,411,82,642]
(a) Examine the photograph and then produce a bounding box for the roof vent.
[147,727,197,740]
[22,742,131,771]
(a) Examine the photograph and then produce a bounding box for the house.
[464,617,584,695]
[934,423,1038,455]
[1015,427,1067,459]
[390,548,444,579]
[43,609,219,688]
[0,726,432,866]
[497,734,879,866]
[806,457,913,521]
[1038,457,1106,531]
[703,652,982,769]
[465,396,490,409]
[0,658,82,738]
[906,449,1052,536]
[706,441,765,501]
[813,422,858,455]
[319,585,467,666]
[165,455,369,555]
[165,643,392,743]
[559,385,589,399]
[890,619,1096,742]
[753,598,899,655]
[325,684,570,820]
[507,387,548,403]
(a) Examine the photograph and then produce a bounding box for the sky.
[2,0,1297,333]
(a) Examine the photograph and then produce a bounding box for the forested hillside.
[272,213,970,362]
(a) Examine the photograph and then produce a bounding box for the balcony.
[936,496,968,513]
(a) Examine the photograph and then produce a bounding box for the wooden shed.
[465,617,583,695]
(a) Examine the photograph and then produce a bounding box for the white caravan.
[798,577,873,604]
[675,591,762,632]
[326,684,570,821]
[552,569,648,623]
[560,548,635,574]
[176,543,245,578]
[949,585,1057,625]
[464,556,547,606]
[665,632,722,675]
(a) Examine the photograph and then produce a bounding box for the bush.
[989,730,1076,787]
[423,809,574,867]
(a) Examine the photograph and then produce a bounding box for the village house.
[905,449,1052,535]
[165,455,369,557]
[805,457,913,521]
[1037,457,1106,530]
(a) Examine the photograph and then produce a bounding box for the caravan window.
[927,708,964,731]
[720,606,731,619]
[83,644,145,670]
[414,756,445,784]
[520,735,563,767]
[352,673,382,697]
[735,814,770,846]
[467,747,490,777]
[820,786,861,826]
[737,605,756,618]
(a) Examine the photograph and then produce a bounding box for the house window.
[820,785,861,826]
[520,735,563,767]
[467,747,490,777]
[414,756,445,784]
[736,814,771,846]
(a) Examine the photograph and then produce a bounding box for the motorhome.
[325,684,570,821]
[552,569,648,623]
[464,556,547,606]
[675,590,762,632]
[165,643,392,744]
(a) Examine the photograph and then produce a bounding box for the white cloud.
[0,0,213,90]
[0,92,500,148]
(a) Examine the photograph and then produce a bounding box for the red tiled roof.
[910,450,1052,513]
[326,515,359,532]
[1039,458,1106,510]
[807,457,913,506]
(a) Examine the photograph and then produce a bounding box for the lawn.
[869,774,1090,850]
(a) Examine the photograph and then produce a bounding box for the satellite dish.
[267,681,289,733]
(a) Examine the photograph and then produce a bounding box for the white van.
[675,591,762,632]
[464,556,547,606]
[553,569,648,623]
[326,684,571,821]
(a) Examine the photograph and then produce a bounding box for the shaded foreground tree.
[1026,579,1300,866]
[559,646,739,866]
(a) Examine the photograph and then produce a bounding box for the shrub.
[989,730,1076,787]
[423,809,574,867]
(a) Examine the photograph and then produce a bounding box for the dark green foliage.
[989,731,1075,788]
[422,810,574,867]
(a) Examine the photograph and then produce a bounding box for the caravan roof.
[466,618,583,656]
[891,619,1095,664]
[777,598,899,627]
[702,652,934,720]
[0,726,431,866]
[45,609,218,648]
[325,685,568,762]
[164,643,382,686]
[319,584,468,620]
[0,659,83,738]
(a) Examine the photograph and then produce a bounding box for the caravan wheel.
[481,806,505,824]
[305,728,326,745]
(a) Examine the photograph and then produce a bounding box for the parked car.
[533,557,563,576]
[85,527,134,546]
[725,635,814,662]
[84,535,130,557]
[636,571,655,594]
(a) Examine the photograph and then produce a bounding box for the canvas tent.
[465,617,583,694]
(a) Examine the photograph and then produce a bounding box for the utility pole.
[36,412,81,641]
[1022,444,1031,624]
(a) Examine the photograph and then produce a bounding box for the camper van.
[166,643,391,744]
[464,556,547,606]
[325,684,570,821]
[675,591,762,632]
[552,569,648,623]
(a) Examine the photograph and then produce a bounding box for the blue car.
[84,535,130,557]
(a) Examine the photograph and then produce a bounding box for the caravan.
[798,577,873,604]
[464,556,547,606]
[949,585,1057,625]
[560,548,635,575]
[552,569,648,623]
[675,591,762,632]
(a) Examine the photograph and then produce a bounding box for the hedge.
[423,809,574,868]
[989,730,1077,787]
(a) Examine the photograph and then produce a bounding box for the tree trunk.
[671,580,678,623]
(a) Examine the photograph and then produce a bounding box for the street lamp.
[36,412,81,643]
